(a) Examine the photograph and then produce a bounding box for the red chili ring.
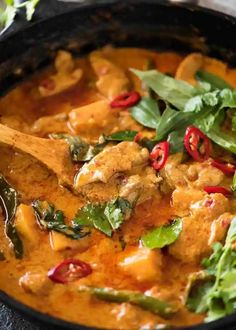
[134,132,142,143]
[204,186,232,197]
[48,259,92,284]
[211,160,236,176]
[110,91,141,108]
[184,126,211,162]
[150,141,170,171]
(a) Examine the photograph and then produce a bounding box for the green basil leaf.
[196,70,233,90]
[131,69,196,110]
[24,0,39,20]
[0,175,23,259]
[32,200,89,239]
[232,172,236,192]
[141,219,182,249]
[167,130,185,153]
[103,130,138,142]
[79,286,176,318]
[73,198,133,237]
[131,97,160,129]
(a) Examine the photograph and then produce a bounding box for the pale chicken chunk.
[19,271,53,296]
[49,231,90,252]
[208,212,233,246]
[172,187,205,217]
[118,246,163,282]
[39,50,83,97]
[160,153,187,189]
[169,193,230,263]
[31,113,68,135]
[74,142,149,188]
[187,162,224,189]
[90,51,130,100]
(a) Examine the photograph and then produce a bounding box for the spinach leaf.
[79,286,176,318]
[0,175,23,259]
[141,219,182,249]
[196,70,233,90]
[131,97,160,129]
[50,133,104,162]
[131,69,196,110]
[73,198,133,237]
[102,130,138,142]
[186,216,236,322]
[32,200,89,239]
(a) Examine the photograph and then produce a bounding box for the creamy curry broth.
[0,47,236,329]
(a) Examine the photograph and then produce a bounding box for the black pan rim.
[1,1,236,329]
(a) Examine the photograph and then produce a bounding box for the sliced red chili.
[204,186,232,197]
[211,160,236,176]
[48,259,92,284]
[110,91,141,108]
[150,141,169,170]
[134,132,142,143]
[184,126,210,162]
[40,78,55,91]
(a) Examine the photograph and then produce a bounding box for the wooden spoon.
[0,123,75,188]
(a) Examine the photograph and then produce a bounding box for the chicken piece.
[186,162,224,189]
[169,193,230,264]
[172,187,205,217]
[119,167,162,205]
[49,231,90,252]
[74,142,149,188]
[175,53,236,88]
[39,50,83,97]
[208,212,233,246]
[90,51,130,100]
[160,153,187,189]
[19,271,53,295]
[118,246,163,282]
[15,204,39,246]
[31,113,68,135]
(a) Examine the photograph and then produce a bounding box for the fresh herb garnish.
[131,97,160,129]
[0,175,23,259]
[101,130,138,142]
[141,219,182,249]
[50,133,104,162]
[73,198,133,237]
[0,0,39,30]
[32,200,89,239]
[130,69,236,155]
[196,70,232,91]
[232,172,236,192]
[79,286,176,318]
[186,216,236,321]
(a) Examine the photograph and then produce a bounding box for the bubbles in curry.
[1,46,236,329]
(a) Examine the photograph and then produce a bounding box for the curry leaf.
[141,219,182,249]
[32,200,89,239]
[131,97,160,129]
[73,198,133,237]
[196,70,233,90]
[0,175,23,259]
[79,286,176,318]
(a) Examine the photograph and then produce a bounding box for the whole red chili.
[211,160,236,176]
[204,186,232,197]
[110,91,141,108]
[150,141,170,170]
[48,259,92,284]
[184,126,210,162]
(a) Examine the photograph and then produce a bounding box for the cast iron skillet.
[1,0,236,329]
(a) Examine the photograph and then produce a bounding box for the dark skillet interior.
[1,1,236,329]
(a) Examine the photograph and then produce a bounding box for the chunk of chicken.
[15,204,39,246]
[19,271,53,295]
[49,231,90,252]
[119,167,162,205]
[187,162,224,189]
[172,187,205,217]
[39,50,83,97]
[31,113,68,136]
[74,142,149,188]
[118,246,163,282]
[90,51,130,100]
[169,193,230,264]
[208,212,233,246]
[176,53,236,88]
[160,153,187,189]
